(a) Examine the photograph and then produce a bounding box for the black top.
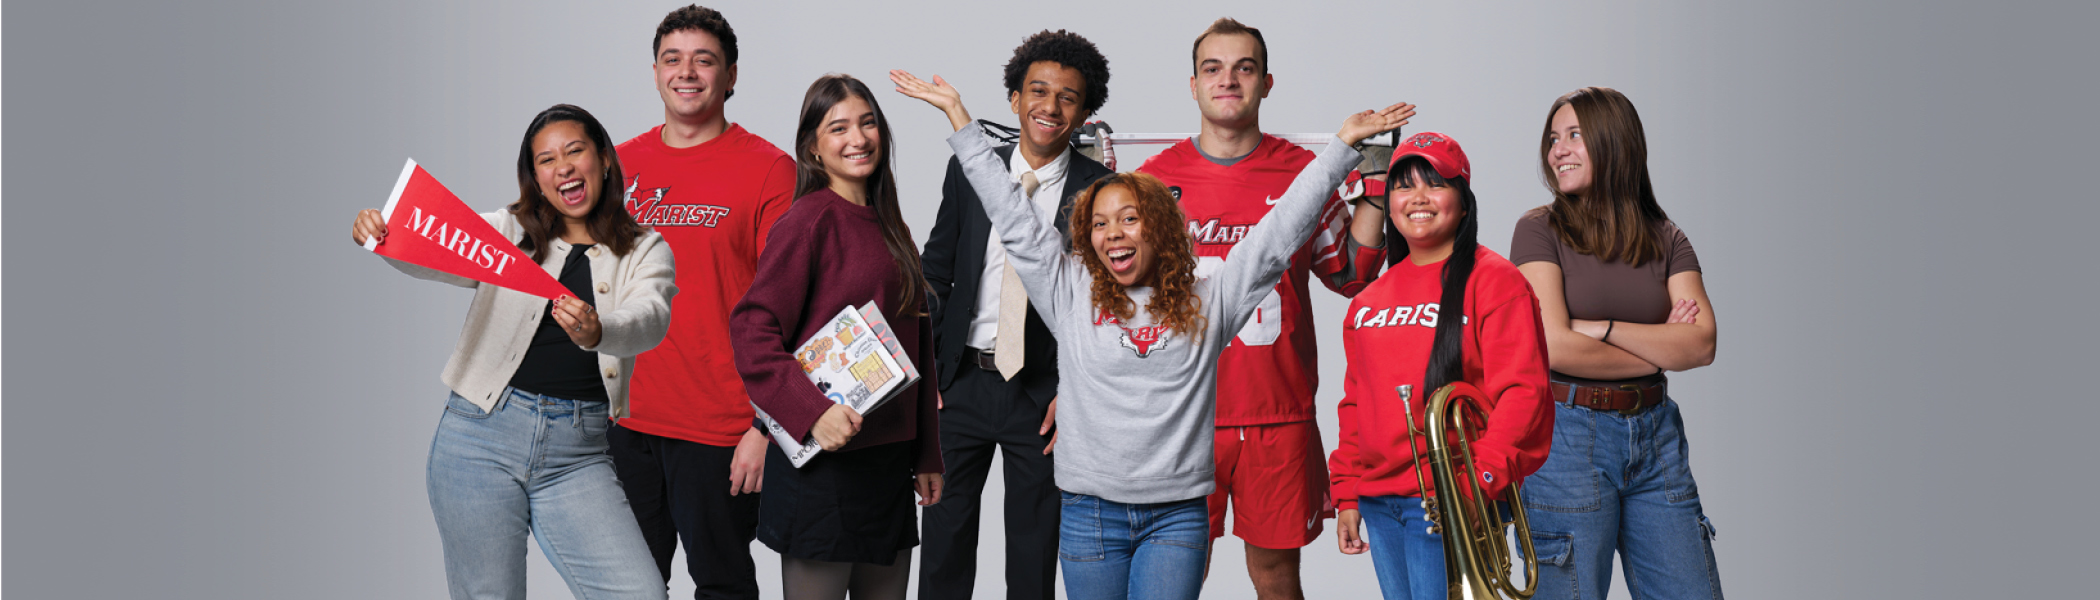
[507,244,609,402]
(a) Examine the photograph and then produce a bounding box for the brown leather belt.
[964,348,1001,372]
[1552,382,1665,414]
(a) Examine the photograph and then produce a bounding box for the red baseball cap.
[1388,131,1471,181]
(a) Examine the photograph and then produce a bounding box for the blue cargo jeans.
[1522,394,1723,600]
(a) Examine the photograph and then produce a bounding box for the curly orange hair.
[1066,173,1208,338]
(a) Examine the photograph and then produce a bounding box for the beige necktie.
[994,172,1041,380]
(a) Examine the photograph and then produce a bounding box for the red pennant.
[364,159,571,300]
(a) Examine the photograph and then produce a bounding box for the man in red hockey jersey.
[1133,18,1392,600]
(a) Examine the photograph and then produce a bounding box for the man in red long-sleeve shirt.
[609,6,796,599]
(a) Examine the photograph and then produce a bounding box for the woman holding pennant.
[892,68,1412,600]
[729,73,942,600]
[348,104,675,600]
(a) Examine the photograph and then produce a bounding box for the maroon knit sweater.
[731,188,941,474]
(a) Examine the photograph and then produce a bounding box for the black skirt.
[758,439,919,565]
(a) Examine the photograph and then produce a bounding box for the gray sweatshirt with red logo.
[948,128,1360,503]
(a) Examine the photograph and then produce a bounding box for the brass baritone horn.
[1398,383,1539,600]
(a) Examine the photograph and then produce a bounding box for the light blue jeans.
[1058,492,1208,600]
[1358,495,1447,600]
[1522,395,1723,600]
[427,389,666,600]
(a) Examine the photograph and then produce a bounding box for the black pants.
[918,365,1059,600]
[609,424,761,600]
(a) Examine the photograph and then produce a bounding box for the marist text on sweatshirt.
[1327,246,1554,510]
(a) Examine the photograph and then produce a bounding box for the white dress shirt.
[966,147,1070,351]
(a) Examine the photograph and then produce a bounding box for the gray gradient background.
[6,0,2095,598]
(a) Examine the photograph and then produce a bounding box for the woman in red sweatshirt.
[729,74,942,600]
[1327,132,1554,600]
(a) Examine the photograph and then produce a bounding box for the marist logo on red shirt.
[624,174,731,227]
[1348,303,1468,330]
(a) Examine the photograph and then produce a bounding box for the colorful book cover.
[756,303,921,467]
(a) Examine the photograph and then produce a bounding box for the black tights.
[780,549,913,600]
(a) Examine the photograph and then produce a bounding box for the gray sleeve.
[945,128,1078,321]
[1211,137,1362,334]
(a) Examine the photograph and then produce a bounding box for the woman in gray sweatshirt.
[894,69,1411,600]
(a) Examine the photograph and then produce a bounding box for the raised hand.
[1337,102,1418,147]
[890,69,973,132]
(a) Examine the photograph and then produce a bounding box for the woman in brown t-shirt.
[1510,87,1725,599]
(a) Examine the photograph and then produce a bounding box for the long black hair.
[792,74,926,313]
[511,104,644,263]
[1385,156,1480,393]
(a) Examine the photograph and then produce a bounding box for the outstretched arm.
[1212,103,1414,331]
[891,70,975,133]
[894,69,1074,319]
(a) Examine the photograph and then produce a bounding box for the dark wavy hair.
[654,4,739,99]
[1384,156,1479,394]
[510,104,644,264]
[1538,87,1669,265]
[792,74,926,314]
[1004,30,1110,114]
[1067,172,1206,337]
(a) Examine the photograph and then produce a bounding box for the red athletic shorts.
[1208,421,1333,549]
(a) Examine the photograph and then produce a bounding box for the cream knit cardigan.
[387,210,676,418]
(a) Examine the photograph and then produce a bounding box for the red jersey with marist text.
[616,124,797,446]
[1138,135,1379,425]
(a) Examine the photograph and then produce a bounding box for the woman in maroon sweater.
[730,74,942,600]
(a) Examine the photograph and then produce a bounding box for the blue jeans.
[427,389,666,600]
[1058,492,1208,600]
[1522,396,1723,600]
[1359,495,1448,600]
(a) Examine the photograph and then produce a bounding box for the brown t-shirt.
[1510,207,1700,386]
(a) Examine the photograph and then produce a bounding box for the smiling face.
[1388,166,1467,262]
[654,29,736,124]
[1547,104,1591,195]
[1009,61,1089,163]
[1088,183,1156,287]
[1190,32,1270,127]
[814,94,882,196]
[531,120,604,221]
